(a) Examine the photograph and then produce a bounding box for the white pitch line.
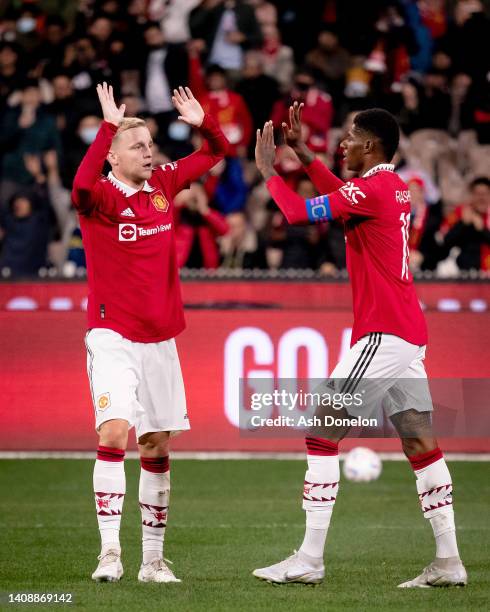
[0,523,488,530]
[0,451,489,460]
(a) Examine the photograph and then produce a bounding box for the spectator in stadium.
[206,157,249,214]
[363,2,417,90]
[127,0,152,35]
[174,181,229,268]
[189,0,262,72]
[420,69,452,131]
[36,16,68,78]
[0,8,18,45]
[140,22,188,131]
[235,50,280,143]
[87,15,116,62]
[188,48,253,157]
[441,176,490,271]
[444,0,490,83]
[0,78,61,207]
[220,210,267,268]
[14,3,42,55]
[64,35,112,95]
[259,22,294,93]
[0,42,24,108]
[46,73,94,138]
[395,70,451,134]
[152,0,201,44]
[305,27,351,104]
[248,0,277,27]
[62,115,102,189]
[271,67,333,153]
[448,72,475,136]
[0,190,51,278]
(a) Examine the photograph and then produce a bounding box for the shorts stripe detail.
[347,332,382,394]
[340,333,378,394]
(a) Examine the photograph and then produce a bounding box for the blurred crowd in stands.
[0,0,489,279]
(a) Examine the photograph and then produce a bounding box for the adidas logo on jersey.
[121,207,135,217]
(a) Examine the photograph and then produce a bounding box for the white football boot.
[91,549,123,582]
[253,551,324,584]
[398,556,467,588]
[138,558,182,583]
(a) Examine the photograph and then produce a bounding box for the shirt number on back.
[400,212,410,280]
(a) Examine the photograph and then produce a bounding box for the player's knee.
[98,419,129,449]
[138,431,170,456]
[401,437,437,457]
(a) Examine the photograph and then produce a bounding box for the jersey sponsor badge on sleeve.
[150,190,169,213]
[118,223,137,241]
[339,181,366,205]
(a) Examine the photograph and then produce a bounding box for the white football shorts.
[85,328,190,438]
[329,332,433,419]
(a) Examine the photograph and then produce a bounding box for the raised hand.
[172,87,204,127]
[281,101,315,165]
[255,120,277,180]
[96,82,126,126]
[282,101,304,148]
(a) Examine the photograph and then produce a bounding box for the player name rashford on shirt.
[71,115,229,343]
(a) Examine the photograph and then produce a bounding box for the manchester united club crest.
[97,393,111,411]
[150,190,169,213]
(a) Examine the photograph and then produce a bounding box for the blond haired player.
[72,83,228,583]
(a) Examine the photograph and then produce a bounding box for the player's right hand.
[281,101,304,149]
[96,82,126,127]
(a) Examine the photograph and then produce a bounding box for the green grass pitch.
[0,459,488,611]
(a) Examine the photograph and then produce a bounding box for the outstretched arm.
[283,102,344,192]
[72,83,126,213]
[256,121,374,225]
[158,87,229,195]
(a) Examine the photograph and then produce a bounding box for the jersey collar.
[107,171,154,197]
[362,163,395,178]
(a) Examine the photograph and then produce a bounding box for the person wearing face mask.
[270,67,333,153]
[0,78,61,209]
[62,115,103,189]
[15,5,41,54]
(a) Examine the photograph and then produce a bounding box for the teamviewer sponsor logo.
[119,223,137,241]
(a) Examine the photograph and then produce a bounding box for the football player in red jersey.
[252,104,467,588]
[72,83,228,583]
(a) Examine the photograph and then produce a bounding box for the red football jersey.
[267,163,428,347]
[72,115,228,342]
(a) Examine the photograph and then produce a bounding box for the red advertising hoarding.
[1,281,489,452]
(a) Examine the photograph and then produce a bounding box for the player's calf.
[399,445,467,587]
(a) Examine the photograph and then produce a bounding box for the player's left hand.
[255,121,277,179]
[172,87,204,127]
